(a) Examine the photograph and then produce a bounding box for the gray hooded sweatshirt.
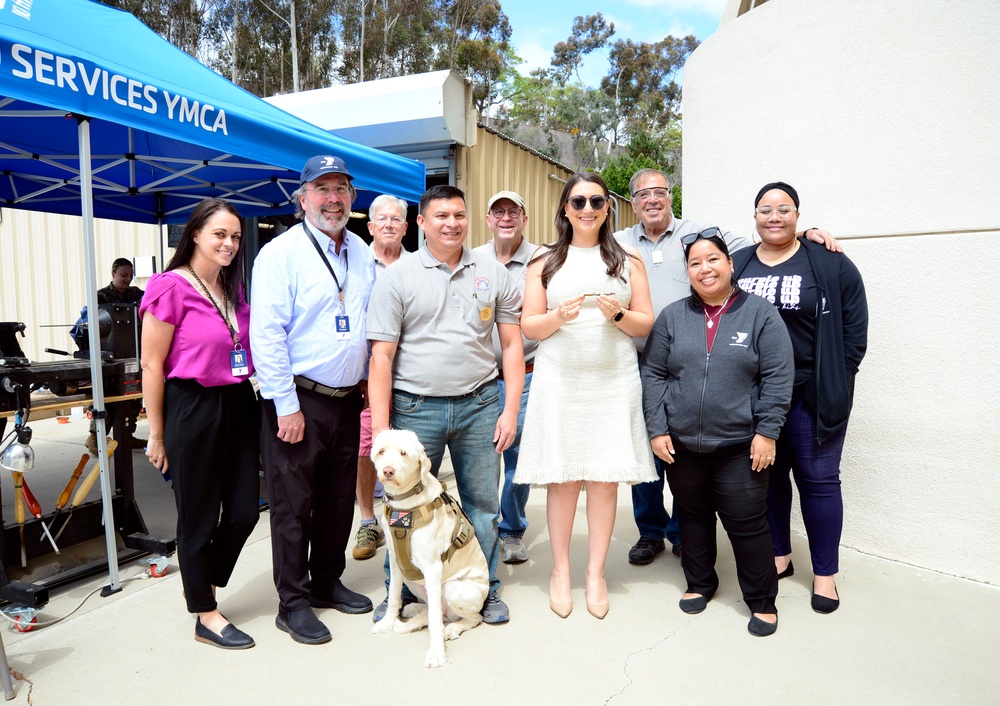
[640,289,794,452]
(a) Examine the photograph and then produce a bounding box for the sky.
[498,0,729,87]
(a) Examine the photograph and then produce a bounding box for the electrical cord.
[1,569,160,630]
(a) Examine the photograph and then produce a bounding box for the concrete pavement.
[0,418,997,705]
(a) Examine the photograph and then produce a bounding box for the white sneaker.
[500,536,528,564]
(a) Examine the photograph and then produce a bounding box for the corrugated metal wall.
[458,126,639,250]
[1,126,641,365]
[0,209,161,362]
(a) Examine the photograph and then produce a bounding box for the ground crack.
[604,599,742,705]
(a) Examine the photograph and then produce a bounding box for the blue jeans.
[498,373,531,539]
[383,381,503,595]
[768,396,848,576]
[631,457,682,546]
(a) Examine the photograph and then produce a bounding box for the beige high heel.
[549,575,573,618]
[586,576,609,620]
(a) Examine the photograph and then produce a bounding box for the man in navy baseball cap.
[300,154,354,184]
[251,151,376,644]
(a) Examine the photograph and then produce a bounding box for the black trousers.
[261,386,362,613]
[164,378,260,614]
[666,440,778,614]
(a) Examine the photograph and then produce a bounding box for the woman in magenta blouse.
[140,198,260,650]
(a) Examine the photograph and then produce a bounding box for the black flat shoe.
[748,614,778,637]
[811,583,840,614]
[777,561,794,579]
[276,607,332,644]
[679,591,715,615]
[310,580,374,614]
[194,618,255,650]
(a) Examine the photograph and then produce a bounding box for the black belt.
[294,375,355,398]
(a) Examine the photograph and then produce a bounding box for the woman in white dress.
[517,172,656,620]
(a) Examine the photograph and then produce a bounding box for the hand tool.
[12,471,26,566]
[55,454,90,512]
[20,477,59,554]
[53,439,118,542]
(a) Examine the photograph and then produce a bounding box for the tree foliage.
[601,35,699,137]
[550,13,614,85]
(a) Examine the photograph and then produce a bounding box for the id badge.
[230,349,249,377]
[652,250,663,265]
[335,315,351,340]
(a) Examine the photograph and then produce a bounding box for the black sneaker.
[628,537,666,565]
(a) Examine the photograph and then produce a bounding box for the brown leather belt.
[293,375,355,398]
[497,363,534,380]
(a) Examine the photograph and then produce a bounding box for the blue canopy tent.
[0,0,425,593]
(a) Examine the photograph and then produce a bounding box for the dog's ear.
[419,447,431,476]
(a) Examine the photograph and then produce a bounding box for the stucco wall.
[683,0,1000,584]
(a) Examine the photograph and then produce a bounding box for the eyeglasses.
[309,184,352,198]
[632,188,670,202]
[374,215,404,225]
[754,206,797,218]
[567,195,608,211]
[489,207,523,219]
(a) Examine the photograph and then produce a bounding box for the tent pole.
[78,116,122,596]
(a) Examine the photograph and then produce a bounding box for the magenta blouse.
[139,271,253,387]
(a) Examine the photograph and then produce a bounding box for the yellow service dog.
[370,429,489,668]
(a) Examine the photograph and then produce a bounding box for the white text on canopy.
[6,43,229,135]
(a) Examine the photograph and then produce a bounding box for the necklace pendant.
[706,320,714,328]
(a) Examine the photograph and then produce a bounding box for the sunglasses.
[680,227,723,246]
[681,227,729,256]
[567,195,608,211]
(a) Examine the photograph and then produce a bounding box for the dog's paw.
[424,645,447,669]
[401,603,426,619]
[443,623,462,641]
[372,618,396,635]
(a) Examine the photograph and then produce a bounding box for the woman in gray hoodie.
[640,229,793,636]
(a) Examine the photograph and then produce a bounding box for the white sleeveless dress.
[514,245,656,486]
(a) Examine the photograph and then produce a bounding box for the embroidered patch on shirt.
[474,276,492,297]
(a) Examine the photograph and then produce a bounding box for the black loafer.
[679,591,714,615]
[194,618,255,650]
[811,584,840,614]
[777,561,795,579]
[748,614,778,637]
[309,580,373,614]
[276,607,332,644]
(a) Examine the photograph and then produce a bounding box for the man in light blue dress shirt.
[250,155,377,645]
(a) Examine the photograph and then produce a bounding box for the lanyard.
[186,265,240,349]
[303,220,348,309]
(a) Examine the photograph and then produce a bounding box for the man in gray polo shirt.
[474,190,538,565]
[368,184,525,624]
[617,167,838,567]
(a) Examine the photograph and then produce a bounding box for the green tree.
[600,127,682,217]
[334,0,435,83]
[601,35,699,139]
[550,13,614,85]
[431,0,515,115]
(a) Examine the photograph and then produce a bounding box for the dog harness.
[384,482,477,583]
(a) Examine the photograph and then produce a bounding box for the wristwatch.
[612,309,625,323]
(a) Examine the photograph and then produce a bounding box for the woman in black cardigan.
[732,182,868,615]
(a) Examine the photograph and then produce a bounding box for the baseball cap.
[487,190,525,212]
[300,155,354,185]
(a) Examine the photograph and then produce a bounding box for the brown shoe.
[352,523,384,560]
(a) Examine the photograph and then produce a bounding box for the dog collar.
[384,480,426,502]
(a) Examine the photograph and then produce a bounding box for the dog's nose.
[381,465,395,479]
